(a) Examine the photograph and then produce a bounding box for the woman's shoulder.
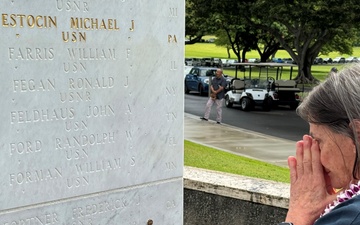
[315,195,360,225]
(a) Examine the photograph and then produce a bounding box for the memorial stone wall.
[0,1,184,224]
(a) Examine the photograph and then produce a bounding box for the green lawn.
[185,43,360,80]
[184,140,290,183]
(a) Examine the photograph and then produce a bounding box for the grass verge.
[184,140,290,183]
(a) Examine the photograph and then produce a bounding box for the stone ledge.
[184,166,290,209]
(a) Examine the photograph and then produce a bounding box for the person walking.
[200,68,227,124]
[278,63,360,225]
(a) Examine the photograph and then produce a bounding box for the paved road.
[184,93,309,142]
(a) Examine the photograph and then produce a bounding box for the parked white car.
[345,56,359,63]
[332,57,345,63]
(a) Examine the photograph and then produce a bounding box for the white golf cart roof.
[229,62,297,80]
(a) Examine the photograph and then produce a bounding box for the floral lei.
[321,180,360,217]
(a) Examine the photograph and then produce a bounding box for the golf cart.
[224,62,302,111]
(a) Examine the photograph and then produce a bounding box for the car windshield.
[201,69,216,76]
[245,78,269,89]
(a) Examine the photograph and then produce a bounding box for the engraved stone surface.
[0,0,184,222]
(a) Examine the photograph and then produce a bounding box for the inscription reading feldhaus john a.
[10,108,74,124]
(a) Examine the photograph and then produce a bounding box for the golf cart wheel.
[262,97,273,111]
[240,98,251,111]
[225,95,233,108]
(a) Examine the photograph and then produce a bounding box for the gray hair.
[297,63,360,178]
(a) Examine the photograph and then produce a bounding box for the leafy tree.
[245,0,360,83]
[185,0,215,44]
[210,0,281,63]
[214,30,233,58]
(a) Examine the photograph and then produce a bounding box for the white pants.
[204,98,224,122]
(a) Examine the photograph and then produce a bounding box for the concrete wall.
[183,167,290,225]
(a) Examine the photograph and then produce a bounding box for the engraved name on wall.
[0,0,183,210]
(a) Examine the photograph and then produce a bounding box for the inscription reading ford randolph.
[55,132,116,149]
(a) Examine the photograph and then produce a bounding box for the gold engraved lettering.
[9,140,42,156]
[68,77,114,90]
[86,105,115,118]
[62,31,86,42]
[10,108,75,124]
[3,213,59,225]
[67,48,116,60]
[8,47,55,60]
[70,17,119,31]
[55,132,116,150]
[168,34,177,43]
[9,167,62,186]
[63,62,87,73]
[67,175,90,188]
[129,20,134,31]
[60,91,91,103]
[56,0,90,12]
[13,79,55,92]
[2,14,57,28]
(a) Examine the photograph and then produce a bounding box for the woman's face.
[309,123,356,189]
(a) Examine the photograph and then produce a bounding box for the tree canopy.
[186,0,360,83]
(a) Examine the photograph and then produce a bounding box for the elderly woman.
[279,64,360,225]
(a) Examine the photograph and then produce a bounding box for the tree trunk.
[294,59,319,84]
